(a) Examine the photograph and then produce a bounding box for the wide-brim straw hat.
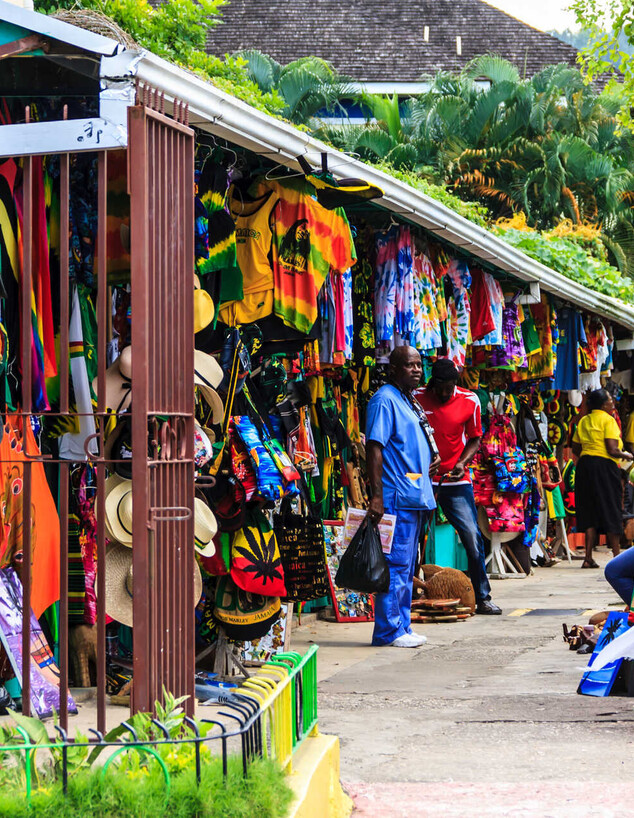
[194,350,223,392]
[194,498,217,557]
[194,287,215,334]
[93,346,132,413]
[197,385,224,425]
[104,476,133,546]
[105,543,203,627]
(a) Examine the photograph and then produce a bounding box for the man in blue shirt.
[366,346,440,647]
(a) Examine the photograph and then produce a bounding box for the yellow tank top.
[218,191,278,326]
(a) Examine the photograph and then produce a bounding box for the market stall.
[4,2,634,724]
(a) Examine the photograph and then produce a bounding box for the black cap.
[431,359,460,382]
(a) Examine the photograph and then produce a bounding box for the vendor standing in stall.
[417,360,501,615]
[366,346,440,648]
[572,388,633,568]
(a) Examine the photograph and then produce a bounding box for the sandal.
[581,559,600,569]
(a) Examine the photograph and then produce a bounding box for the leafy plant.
[494,222,634,304]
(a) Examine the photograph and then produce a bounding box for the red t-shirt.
[416,386,482,484]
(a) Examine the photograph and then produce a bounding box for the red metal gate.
[127,99,195,715]
[1,94,195,730]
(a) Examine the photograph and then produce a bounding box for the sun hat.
[194,288,215,334]
[197,385,224,425]
[93,346,132,413]
[104,477,133,546]
[194,497,218,557]
[194,350,223,392]
[105,542,202,627]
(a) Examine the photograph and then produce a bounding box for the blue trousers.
[436,483,491,603]
[605,548,634,606]
[372,508,427,646]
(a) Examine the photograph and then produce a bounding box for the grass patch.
[0,755,294,818]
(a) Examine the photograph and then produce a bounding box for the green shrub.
[0,756,293,818]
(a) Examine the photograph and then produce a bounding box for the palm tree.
[234,50,352,127]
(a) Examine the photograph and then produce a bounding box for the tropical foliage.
[234,50,353,126]
[34,0,285,116]
[494,215,634,305]
[320,55,634,276]
[572,0,634,131]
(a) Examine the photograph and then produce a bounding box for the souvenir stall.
[5,3,634,726]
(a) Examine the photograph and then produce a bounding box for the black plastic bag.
[335,517,390,594]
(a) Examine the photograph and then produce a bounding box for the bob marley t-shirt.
[260,179,356,335]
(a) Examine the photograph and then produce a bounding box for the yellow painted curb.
[286,733,353,818]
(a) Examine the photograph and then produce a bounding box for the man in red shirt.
[416,359,501,615]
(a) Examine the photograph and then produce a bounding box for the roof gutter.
[102,49,634,332]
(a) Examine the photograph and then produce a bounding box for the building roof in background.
[203,0,580,81]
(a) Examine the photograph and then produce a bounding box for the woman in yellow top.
[572,389,634,568]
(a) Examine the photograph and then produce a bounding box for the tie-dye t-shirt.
[256,179,356,334]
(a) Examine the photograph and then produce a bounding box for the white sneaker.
[390,633,427,648]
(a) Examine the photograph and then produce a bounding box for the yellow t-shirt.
[573,410,622,464]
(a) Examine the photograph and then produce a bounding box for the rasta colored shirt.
[258,178,357,335]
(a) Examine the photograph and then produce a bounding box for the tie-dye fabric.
[412,251,442,352]
[441,259,471,367]
[374,226,399,343]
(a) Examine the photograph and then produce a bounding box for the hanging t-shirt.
[254,178,355,334]
[472,272,504,347]
[512,295,557,381]
[553,308,586,391]
[469,267,496,342]
[375,226,399,343]
[217,191,278,326]
[442,259,471,367]
[411,251,442,353]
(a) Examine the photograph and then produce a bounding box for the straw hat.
[194,288,215,334]
[194,350,223,391]
[104,542,203,627]
[93,346,132,413]
[104,477,133,546]
[197,385,224,425]
[194,497,217,557]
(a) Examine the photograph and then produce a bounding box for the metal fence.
[0,646,319,804]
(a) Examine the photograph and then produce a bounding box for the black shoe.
[476,600,502,615]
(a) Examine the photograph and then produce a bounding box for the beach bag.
[231,509,287,597]
[539,446,562,491]
[481,413,517,459]
[213,575,280,641]
[335,517,390,594]
[492,447,530,494]
[232,415,286,504]
[273,499,330,602]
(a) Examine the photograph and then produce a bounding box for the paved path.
[291,548,634,816]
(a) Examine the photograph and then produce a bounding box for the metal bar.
[129,105,151,714]
[96,150,109,730]
[58,463,69,730]
[20,141,33,717]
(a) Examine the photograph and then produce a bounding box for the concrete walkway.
[290,548,634,816]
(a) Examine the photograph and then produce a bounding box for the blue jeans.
[436,483,491,604]
[372,507,428,646]
[605,548,634,606]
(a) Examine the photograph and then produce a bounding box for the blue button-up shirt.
[366,384,436,511]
